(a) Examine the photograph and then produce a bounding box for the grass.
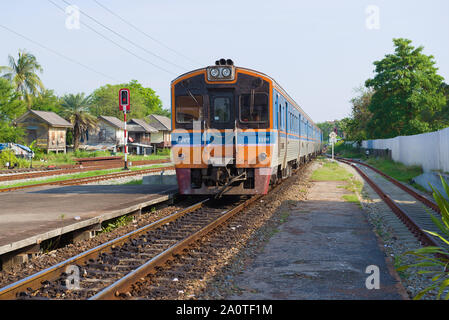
[98,215,134,234]
[365,158,423,184]
[0,164,168,190]
[123,179,143,185]
[312,159,363,206]
[311,160,353,181]
[331,141,426,193]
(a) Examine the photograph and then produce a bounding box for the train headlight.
[207,65,235,81]
[259,152,268,161]
[222,67,231,77]
[210,68,219,77]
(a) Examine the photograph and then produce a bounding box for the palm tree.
[0,50,44,107]
[61,93,97,150]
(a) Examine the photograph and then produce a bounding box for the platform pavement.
[0,184,178,257]
[229,179,408,300]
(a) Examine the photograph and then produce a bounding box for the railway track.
[0,195,260,300]
[0,159,171,183]
[0,165,174,193]
[0,162,306,300]
[336,157,445,250]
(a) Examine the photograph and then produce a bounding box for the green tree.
[61,93,97,150]
[345,86,374,142]
[89,80,166,120]
[0,78,25,142]
[0,49,44,108]
[365,38,447,138]
[31,89,62,114]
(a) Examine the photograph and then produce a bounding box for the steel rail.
[0,199,208,300]
[337,158,440,248]
[338,157,440,214]
[0,165,174,193]
[0,159,309,300]
[0,159,171,183]
[89,195,262,300]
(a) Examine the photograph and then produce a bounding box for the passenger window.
[240,93,268,123]
[176,95,203,123]
[212,97,231,123]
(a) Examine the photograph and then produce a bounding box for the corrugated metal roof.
[28,110,72,127]
[148,114,171,131]
[99,116,125,129]
[128,119,157,133]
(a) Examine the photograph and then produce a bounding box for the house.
[14,110,72,153]
[82,116,125,151]
[126,119,157,155]
[146,114,172,150]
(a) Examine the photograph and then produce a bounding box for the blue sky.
[1,0,448,123]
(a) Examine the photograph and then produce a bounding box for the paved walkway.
[0,184,177,256]
[229,178,407,300]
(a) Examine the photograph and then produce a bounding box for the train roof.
[171,66,320,130]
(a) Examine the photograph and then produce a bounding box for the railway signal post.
[119,88,131,170]
[329,132,337,160]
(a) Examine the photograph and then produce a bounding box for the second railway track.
[0,165,174,193]
[336,157,445,250]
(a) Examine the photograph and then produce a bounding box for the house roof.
[16,110,72,128]
[99,116,125,129]
[126,124,145,132]
[147,114,171,131]
[127,119,157,133]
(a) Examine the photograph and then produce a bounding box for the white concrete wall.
[362,127,449,172]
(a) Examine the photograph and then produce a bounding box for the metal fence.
[361,127,449,173]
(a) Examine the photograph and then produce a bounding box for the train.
[171,59,323,196]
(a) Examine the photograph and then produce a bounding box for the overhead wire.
[92,0,201,67]
[0,23,119,82]
[47,0,176,75]
[58,0,187,73]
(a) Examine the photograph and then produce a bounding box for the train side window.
[239,93,268,123]
[175,95,203,123]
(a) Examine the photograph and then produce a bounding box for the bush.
[0,149,31,168]
[0,149,18,168]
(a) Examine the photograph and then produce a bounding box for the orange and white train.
[171,59,322,196]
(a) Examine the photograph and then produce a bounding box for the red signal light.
[119,88,130,111]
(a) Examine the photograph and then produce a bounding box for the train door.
[209,91,234,130]
[208,91,234,164]
[277,96,281,158]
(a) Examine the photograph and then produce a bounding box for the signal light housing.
[119,88,130,111]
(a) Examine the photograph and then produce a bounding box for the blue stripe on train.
[171,131,317,146]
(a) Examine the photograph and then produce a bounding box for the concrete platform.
[229,180,407,300]
[0,184,178,258]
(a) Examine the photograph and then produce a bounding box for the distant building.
[126,119,157,155]
[14,110,72,153]
[146,114,171,150]
[82,115,125,151]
